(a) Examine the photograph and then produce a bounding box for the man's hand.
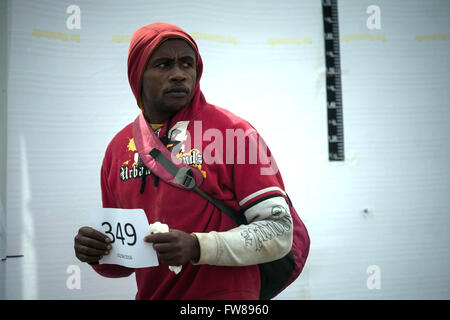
[74,226,112,264]
[144,229,200,266]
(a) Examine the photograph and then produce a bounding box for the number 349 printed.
[101,222,137,246]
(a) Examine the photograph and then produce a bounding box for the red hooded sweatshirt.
[91,22,310,300]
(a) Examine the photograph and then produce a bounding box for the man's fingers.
[144,232,173,244]
[75,234,111,251]
[157,250,186,267]
[153,242,174,254]
[79,226,111,243]
[74,243,109,257]
[142,229,196,266]
[74,226,112,264]
[76,252,104,263]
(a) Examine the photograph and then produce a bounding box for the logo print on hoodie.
[119,138,151,181]
[119,120,206,182]
[167,121,207,178]
[167,121,206,178]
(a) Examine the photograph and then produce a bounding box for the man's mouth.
[165,86,189,98]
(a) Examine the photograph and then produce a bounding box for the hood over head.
[127,22,206,117]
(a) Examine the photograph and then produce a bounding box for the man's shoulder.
[201,103,254,131]
[105,121,134,152]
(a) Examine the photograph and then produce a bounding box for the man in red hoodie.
[74,22,309,299]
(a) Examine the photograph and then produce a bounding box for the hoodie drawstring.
[140,171,147,194]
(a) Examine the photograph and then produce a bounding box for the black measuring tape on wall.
[322,0,345,161]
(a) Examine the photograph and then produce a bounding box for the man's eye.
[157,63,168,68]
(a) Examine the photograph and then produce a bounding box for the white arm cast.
[193,196,293,266]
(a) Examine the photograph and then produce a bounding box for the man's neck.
[143,112,165,125]
[143,109,176,125]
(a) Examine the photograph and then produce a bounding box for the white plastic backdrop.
[1,0,449,299]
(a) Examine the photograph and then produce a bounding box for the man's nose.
[169,64,186,82]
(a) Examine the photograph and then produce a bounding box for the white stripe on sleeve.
[238,186,286,207]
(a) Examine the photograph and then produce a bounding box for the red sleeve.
[101,147,117,208]
[90,263,135,278]
[232,128,288,212]
[232,127,311,275]
[90,146,135,278]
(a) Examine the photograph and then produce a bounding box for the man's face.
[141,38,197,123]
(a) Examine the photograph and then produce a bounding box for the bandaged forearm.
[193,196,293,266]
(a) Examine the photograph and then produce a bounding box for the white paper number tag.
[90,208,159,269]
